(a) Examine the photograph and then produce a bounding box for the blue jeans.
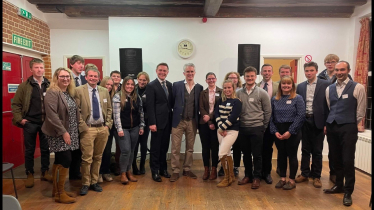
[117,126,140,173]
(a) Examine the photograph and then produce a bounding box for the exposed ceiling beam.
[221,0,367,7]
[204,0,223,17]
[28,0,203,6]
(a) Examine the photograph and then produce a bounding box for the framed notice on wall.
[237,44,261,76]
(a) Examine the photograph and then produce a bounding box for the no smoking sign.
[305,55,312,63]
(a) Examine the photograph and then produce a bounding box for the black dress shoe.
[133,170,141,175]
[343,193,352,206]
[152,173,162,182]
[90,183,103,192]
[323,185,344,194]
[139,165,145,175]
[80,185,89,196]
[233,167,239,176]
[218,166,224,176]
[160,170,171,178]
[262,174,273,184]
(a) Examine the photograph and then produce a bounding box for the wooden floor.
[3,160,372,210]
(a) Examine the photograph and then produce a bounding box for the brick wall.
[2,0,52,79]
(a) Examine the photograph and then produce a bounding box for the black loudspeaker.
[119,48,142,78]
[237,44,261,76]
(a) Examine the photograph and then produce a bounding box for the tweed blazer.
[257,80,278,98]
[74,84,113,133]
[42,88,80,137]
[199,86,222,125]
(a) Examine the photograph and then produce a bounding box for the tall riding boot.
[226,156,235,184]
[217,156,230,187]
[203,166,210,180]
[52,164,76,198]
[54,165,76,204]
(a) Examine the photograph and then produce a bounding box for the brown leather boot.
[52,164,76,198]
[209,167,217,180]
[203,166,210,180]
[217,156,230,188]
[121,172,129,184]
[25,171,34,188]
[226,156,235,184]
[41,170,53,182]
[126,171,138,182]
[54,165,76,204]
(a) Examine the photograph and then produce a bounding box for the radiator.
[355,131,372,174]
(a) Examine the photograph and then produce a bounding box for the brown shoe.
[330,175,336,184]
[251,178,260,189]
[313,178,322,188]
[120,172,129,184]
[275,180,286,188]
[25,172,34,188]
[238,177,252,185]
[54,165,76,203]
[283,181,296,190]
[170,173,180,182]
[203,167,210,180]
[41,170,53,182]
[126,171,138,182]
[209,167,217,180]
[183,170,197,179]
[295,174,308,183]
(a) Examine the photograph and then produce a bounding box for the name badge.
[43,92,46,96]
[286,100,292,104]
[103,99,107,103]
[342,94,348,99]
[226,103,231,106]
[215,93,220,96]
[249,98,254,102]
[142,94,146,98]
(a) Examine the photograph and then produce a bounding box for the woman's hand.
[63,132,71,145]
[118,131,124,137]
[209,124,215,130]
[139,129,144,135]
[282,131,291,140]
[203,115,210,123]
[275,132,283,140]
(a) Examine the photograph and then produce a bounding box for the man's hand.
[20,119,28,126]
[209,124,215,130]
[203,115,210,123]
[63,132,71,145]
[139,129,144,135]
[118,131,124,137]
[149,125,157,132]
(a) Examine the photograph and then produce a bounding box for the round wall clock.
[177,39,194,59]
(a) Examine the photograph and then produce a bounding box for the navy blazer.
[146,78,173,130]
[80,74,87,85]
[172,80,203,128]
[296,78,330,129]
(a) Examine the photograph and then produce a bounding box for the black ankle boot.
[218,166,224,176]
[139,160,145,174]
[132,161,141,175]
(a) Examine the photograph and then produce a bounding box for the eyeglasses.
[325,61,337,65]
[58,76,70,79]
[228,77,238,80]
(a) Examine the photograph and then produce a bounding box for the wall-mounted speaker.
[237,44,261,75]
[119,48,142,78]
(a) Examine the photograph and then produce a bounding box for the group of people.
[11,54,366,207]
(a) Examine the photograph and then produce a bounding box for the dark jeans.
[150,121,171,174]
[133,120,150,169]
[117,126,140,172]
[198,123,219,168]
[23,122,50,174]
[55,150,72,168]
[238,126,264,179]
[326,122,358,194]
[232,137,241,167]
[300,117,324,179]
[100,125,119,174]
[262,125,274,176]
[274,122,300,180]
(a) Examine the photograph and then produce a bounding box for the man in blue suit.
[169,63,203,182]
[295,61,330,188]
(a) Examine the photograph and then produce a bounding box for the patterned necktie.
[75,77,80,87]
[92,89,100,120]
[263,82,268,92]
[162,81,168,99]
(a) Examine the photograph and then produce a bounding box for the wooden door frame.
[63,55,106,76]
[259,55,305,84]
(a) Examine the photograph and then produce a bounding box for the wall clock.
[177,39,194,59]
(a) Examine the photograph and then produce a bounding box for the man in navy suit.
[295,61,330,188]
[146,63,173,182]
[169,63,203,182]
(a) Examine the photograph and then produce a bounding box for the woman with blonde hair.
[42,67,79,204]
[214,80,242,187]
[269,76,305,190]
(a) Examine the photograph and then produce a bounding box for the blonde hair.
[324,54,339,63]
[100,76,114,98]
[221,80,238,102]
[48,67,76,97]
[224,71,243,89]
[275,76,296,100]
[137,71,150,83]
[84,63,100,77]
[120,76,138,110]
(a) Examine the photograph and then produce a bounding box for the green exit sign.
[18,8,32,20]
[12,34,33,49]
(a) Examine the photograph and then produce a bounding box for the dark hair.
[69,55,84,68]
[304,61,318,71]
[243,66,257,75]
[110,70,121,77]
[261,64,273,71]
[120,76,137,110]
[337,60,351,70]
[279,64,291,73]
[29,58,44,69]
[156,62,169,70]
[205,72,216,79]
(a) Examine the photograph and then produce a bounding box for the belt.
[306,114,314,118]
[87,123,104,127]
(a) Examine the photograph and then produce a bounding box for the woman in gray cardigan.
[42,67,79,204]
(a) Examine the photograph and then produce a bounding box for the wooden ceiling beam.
[204,0,223,17]
[221,0,367,7]
[28,0,203,6]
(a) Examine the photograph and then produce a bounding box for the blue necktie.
[263,82,268,92]
[162,81,168,99]
[92,89,100,120]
